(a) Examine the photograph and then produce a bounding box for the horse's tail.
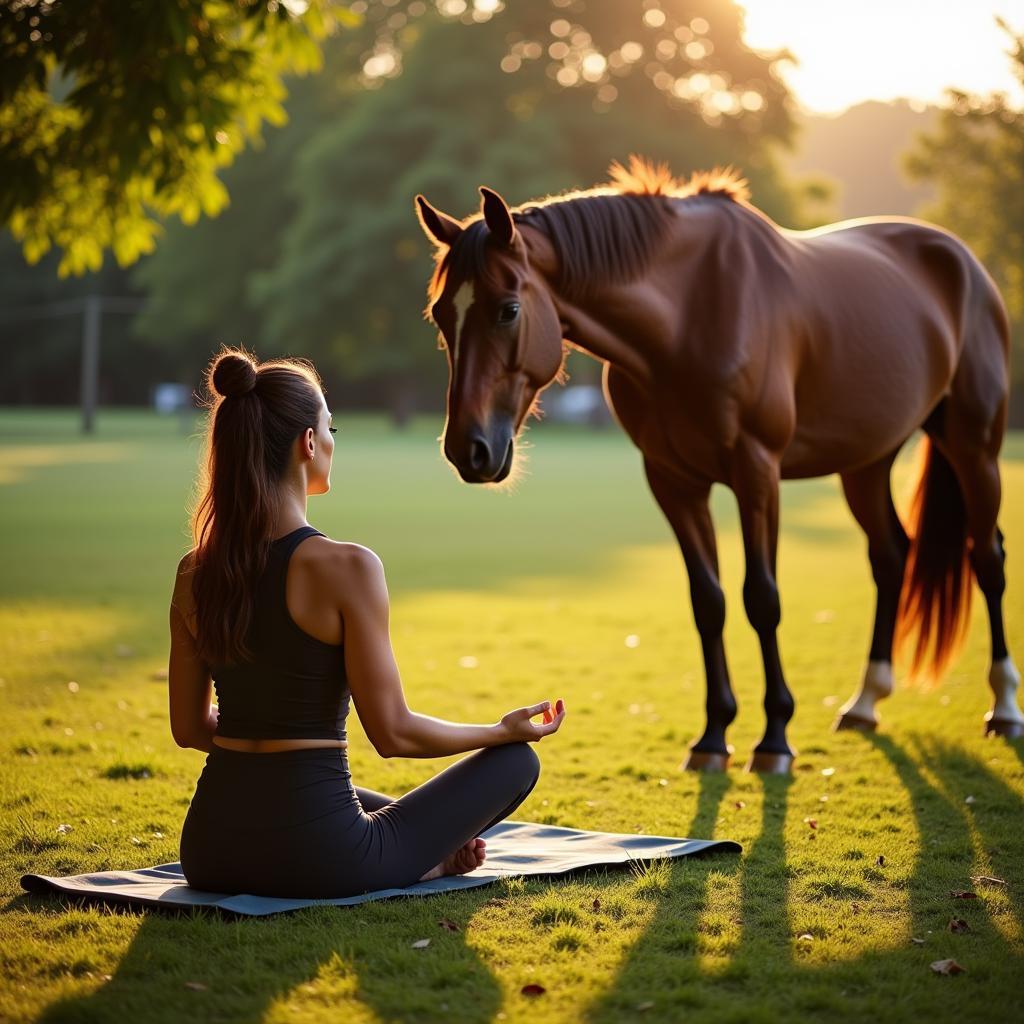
[894,435,973,684]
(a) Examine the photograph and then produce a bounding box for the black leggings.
[179,741,541,898]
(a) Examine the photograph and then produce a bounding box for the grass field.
[1,408,1022,1023]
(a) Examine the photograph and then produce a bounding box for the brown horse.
[414,157,1022,773]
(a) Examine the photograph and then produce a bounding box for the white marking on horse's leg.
[838,659,894,725]
[987,657,1024,725]
[452,281,475,368]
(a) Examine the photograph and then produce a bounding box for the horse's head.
[415,187,564,484]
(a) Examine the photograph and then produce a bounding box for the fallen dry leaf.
[797,933,814,942]
[637,1001,655,1012]
[592,898,601,911]
[964,795,976,805]
[735,800,746,809]
[56,824,72,835]
[183,981,208,991]
[950,891,978,900]
[411,938,430,949]
[438,919,459,932]
[930,959,965,976]
[804,818,818,829]
[521,984,546,997]
[970,875,1007,887]
[911,937,926,946]
[948,918,970,934]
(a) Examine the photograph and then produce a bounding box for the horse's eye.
[498,302,520,325]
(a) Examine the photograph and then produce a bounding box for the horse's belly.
[781,430,901,479]
[782,349,946,478]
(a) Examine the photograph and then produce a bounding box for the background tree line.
[1,2,1021,425]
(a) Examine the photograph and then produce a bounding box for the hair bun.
[211,351,257,398]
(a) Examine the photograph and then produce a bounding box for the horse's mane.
[428,156,750,303]
[605,156,750,203]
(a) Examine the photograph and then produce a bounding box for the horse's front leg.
[643,459,736,771]
[732,439,796,773]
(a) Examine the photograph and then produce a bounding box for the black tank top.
[211,526,350,740]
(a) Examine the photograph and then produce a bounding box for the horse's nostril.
[469,437,490,472]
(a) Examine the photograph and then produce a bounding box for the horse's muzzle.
[450,429,513,483]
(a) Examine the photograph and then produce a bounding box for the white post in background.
[80,295,101,434]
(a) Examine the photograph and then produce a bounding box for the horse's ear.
[480,186,516,247]
[415,194,463,249]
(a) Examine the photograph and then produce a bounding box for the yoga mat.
[21,820,740,918]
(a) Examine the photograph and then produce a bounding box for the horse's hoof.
[682,748,732,772]
[745,751,795,774]
[984,716,1024,739]
[833,711,878,733]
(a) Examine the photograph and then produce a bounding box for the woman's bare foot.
[418,837,486,882]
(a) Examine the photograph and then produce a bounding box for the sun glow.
[738,1,1024,114]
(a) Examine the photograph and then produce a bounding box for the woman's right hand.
[499,699,566,743]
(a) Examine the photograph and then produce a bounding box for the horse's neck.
[521,210,716,380]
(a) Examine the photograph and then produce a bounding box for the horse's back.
[777,216,1007,476]
[807,218,1010,443]
[792,216,1004,346]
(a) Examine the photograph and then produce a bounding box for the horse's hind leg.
[834,449,910,731]
[940,441,1024,737]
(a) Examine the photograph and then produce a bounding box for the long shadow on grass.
[582,772,742,1022]
[29,888,505,1024]
[909,734,1024,938]
[730,773,794,978]
[731,733,1024,1020]
[586,734,1024,1022]
[993,734,1024,776]
[793,733,1024,1020]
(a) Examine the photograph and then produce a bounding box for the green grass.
[1,408,1022,1023]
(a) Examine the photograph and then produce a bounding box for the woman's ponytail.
[187,344,325,666]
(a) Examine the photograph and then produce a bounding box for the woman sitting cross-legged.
[168,345,565,898]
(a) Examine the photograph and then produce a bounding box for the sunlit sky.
[739,1,1024,115]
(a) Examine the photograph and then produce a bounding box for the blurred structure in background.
[543,385,614,427]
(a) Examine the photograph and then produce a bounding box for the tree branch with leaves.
[0,0,348,275]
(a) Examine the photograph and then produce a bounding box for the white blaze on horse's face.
[451,281,475,369]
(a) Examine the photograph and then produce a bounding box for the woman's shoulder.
[306,535,383,577]
[302,536,387,607]
[171,549,198,619]
[176,548,197,573]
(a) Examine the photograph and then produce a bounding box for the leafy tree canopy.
[0,0,348,276]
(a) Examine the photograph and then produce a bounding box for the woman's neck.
[272,479,310,536]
